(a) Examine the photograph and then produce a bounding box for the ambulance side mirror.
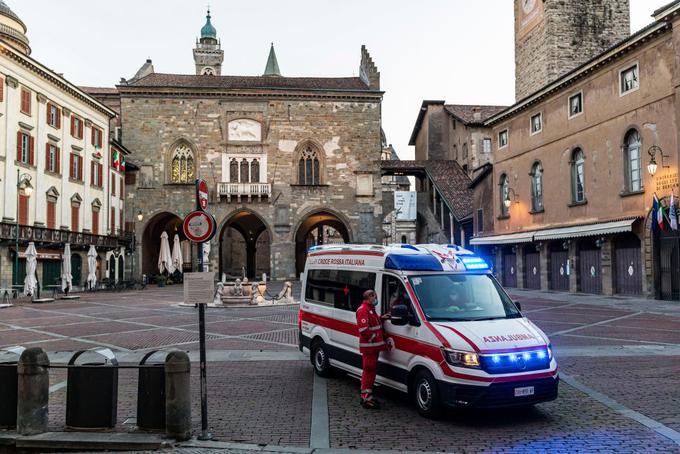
[514,301,522,312]
[390,304,409,326]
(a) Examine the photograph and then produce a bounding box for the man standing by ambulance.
[356,289,387,409]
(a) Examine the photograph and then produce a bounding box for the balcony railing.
[0,222,124,249]
[217,182,271,202]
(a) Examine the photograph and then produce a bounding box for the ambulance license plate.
[514,386,534,397]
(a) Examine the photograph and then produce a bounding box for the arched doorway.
[142,212,185,277]
[295,210,350,276]
[219,210,271,280]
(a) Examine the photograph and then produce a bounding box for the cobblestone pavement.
[1,285,679,452]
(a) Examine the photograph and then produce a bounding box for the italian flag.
[112,149,120,171]
[655,194,666,230]
[120,157,125,172]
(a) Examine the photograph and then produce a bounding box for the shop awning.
[533,218,638,241]
[470,232,534,246]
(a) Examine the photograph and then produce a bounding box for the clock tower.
[515,0,630,100]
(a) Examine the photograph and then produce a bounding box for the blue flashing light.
[401,244,419,251]
[308,245,319,251]
[492,355,501,363]
[461,256,490,271]
[522,352,531,361]
[537,350,546,359]
[509,354,517,362]
[385,254,444,272]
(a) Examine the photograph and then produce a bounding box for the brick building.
[470,1,680,301]
[0,1,128,290]
[85,11,384,281]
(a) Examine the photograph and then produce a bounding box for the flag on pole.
[112,149,119,171]
[671,194,678,231]
[656,194,666,231]
[120,157,126,172]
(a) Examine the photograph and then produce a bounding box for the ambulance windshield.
[408,274,520,322]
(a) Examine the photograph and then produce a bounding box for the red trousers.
[360,352,379,398]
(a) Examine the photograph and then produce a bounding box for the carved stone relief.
[228,119,261,142]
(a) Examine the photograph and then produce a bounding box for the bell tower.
[515,0,630,100]
[193,9,224,76]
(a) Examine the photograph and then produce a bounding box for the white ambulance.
[298,244,558,418]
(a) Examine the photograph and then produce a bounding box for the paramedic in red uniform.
[356,289,387,409]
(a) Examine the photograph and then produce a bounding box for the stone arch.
[141,211,185,276]
[167,138,197,184]
[218,208,272,279]
[294,139,325,185]
[293,208,353,276]
[643,198,679,300]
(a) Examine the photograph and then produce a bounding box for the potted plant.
[157,275,167,287]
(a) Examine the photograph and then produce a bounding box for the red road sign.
[183,210,216,243]
[197,179,209,210]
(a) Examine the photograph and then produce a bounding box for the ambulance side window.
[381,274,412,317]
[305,269,376,312]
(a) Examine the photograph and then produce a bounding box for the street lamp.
[647,145,668,176]
[130,209,143,280]
[14,171,33,285]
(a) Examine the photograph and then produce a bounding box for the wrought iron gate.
[659,233,680,301]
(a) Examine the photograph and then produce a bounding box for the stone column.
[601,237,614,296]
[17,348,49,435]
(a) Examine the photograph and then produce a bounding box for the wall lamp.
[504,187,519,209]
[137,210,144,222]
[647,145,669,176]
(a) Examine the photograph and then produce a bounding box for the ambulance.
[298,244,558,418]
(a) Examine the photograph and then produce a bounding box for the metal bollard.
[17,347,50,436]
[165,351,191,441]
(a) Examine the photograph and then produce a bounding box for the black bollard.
[165,351,191,441]
[17,347,49,435]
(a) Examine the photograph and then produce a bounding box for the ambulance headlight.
[547,344,553,360]
[441,348,480,369]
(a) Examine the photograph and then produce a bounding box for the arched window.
[229,159,238,182]
[624,129,642,192]
[251,159,260,183]
[170,144,195,184]
[530,162,543,212]
[239,159,249,183]
[298,144,321,185]
[571,148,586,203]
[499,173,509,217]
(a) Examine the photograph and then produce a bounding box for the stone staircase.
[416,192,448,243]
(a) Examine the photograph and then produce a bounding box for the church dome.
[200,10,217,40]
[0,0,30,54]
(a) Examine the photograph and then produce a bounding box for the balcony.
[0,222,124,249]
[217,182,271,202]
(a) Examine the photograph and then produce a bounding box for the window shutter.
[45,143,50,171]
[69,154,75,179]
[70,116,75,136]
[91,127,95,146]
[28,136,34,165]
[56,108,61,129]
[91,161,95,184]
[16,131,22,161]
[0,78,4,102]
[46,103,51,125]
[56,147,61,174]
[98,165,103,187]
[79,156,83,180]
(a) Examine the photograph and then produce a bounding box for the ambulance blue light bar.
[460,256,490,270]
[385,254,443,271]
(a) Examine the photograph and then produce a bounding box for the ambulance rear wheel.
[311,340,334,377]
[412,370,442,419]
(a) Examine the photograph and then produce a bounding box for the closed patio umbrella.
[61,243,73,292]
[172,234,183,273]
[87,245,97,290]
[23,242,38,296]
[158,231,175,274]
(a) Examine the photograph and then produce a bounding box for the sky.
[13,0,671,160]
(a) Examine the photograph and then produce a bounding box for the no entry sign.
[183,210,216,243]
[197,179,209,210]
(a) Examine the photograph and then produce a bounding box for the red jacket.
[356,300,386,354]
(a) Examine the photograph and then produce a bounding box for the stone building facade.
[515,0,630,100]
[86,13,384,281]
[471,2,680,301]
[0,1,127,290]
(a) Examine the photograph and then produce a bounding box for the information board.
[183,272,215,305]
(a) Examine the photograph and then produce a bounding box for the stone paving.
[1,285,679,452]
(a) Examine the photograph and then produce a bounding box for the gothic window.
[251,159,260,183]
[170,144,195,184]
[571,148,586,203]
[230,158,238,182]
[530,162,543,212]
[624,129,642,192]
[240,159,249,183]
[298,145,321,185]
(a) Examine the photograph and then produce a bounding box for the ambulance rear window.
[305,269,376,312]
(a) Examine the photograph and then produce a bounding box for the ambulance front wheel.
[412,369,442,419]
[311,340,334,378]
